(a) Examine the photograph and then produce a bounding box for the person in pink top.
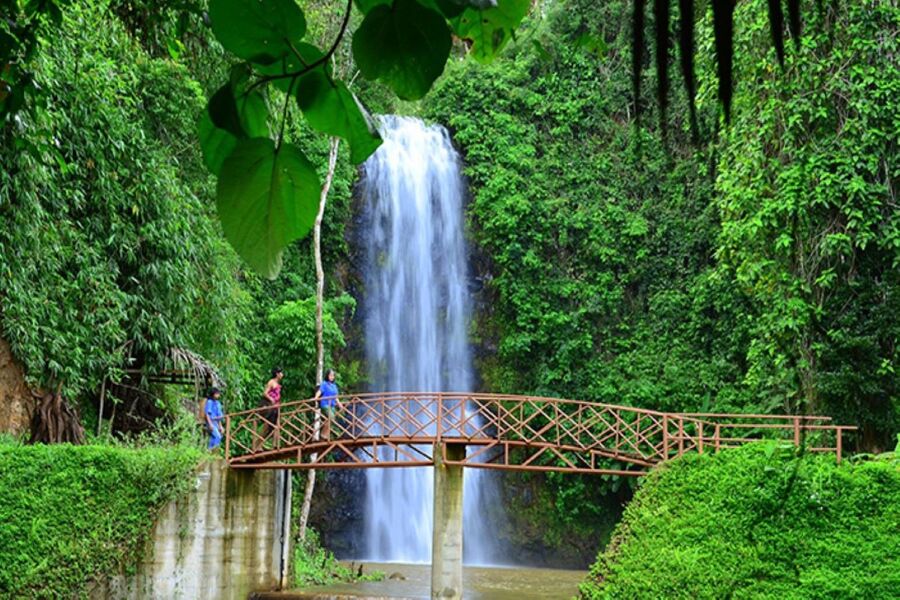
[256,367,283,450]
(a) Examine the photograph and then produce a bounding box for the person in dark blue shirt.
[315,369,344,439]
[204,387,225,451]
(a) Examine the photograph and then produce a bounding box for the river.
[254,563,587,600]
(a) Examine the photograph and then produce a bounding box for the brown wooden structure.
[224,392,855,475]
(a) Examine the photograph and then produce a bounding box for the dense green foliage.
[715,0,900,444]
[580,443,900,599]
[0,441,201,598]
[425,0,899,449]
[265,294,357,398]
[0,0,897,583]
[426,0,742,414]
[0,0,360,416]
[0,0,252,399]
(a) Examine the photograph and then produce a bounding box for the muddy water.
[254,563,586,599]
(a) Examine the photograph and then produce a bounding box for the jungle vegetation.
[0,0,897,595]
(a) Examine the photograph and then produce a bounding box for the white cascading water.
[359,116,501,565]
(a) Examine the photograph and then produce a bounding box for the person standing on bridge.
[255,367,284,450]
[204,387,224,451]
[316,369,344,440]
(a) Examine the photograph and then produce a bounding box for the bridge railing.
[223,393,855,472]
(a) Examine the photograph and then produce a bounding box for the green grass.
[0,441,202,599]
[581,442,900,599]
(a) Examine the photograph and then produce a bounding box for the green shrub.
[0,442,201,599]
[293,528,384,587]
[581,443,900,599]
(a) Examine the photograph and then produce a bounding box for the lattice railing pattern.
[224,393,855,475]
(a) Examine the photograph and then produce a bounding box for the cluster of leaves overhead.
[0,440,201,598]
[0,0,251,399]
[580,443,900,599]
[200,0,531,279]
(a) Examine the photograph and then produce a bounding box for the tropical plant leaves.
[256,43,328,93]
[353,0,390,13]
[206,81,268,139]
[216,139,321,279]
[295,76,382,164]
[208,0,307,64]
[200,70,269,175]
[450,0,530,63]
[198,112,237,175]
[352,0,451,100]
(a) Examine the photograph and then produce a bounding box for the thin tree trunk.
[298,137,341,541]
[97,377,107,437]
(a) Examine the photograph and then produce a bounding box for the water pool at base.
[254,563,587,600]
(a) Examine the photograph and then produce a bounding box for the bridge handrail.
[223,391,856,473]
[225,391,853,437]
[227,391,708,421]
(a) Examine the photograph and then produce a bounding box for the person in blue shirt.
[204,387,225,451]
[315,369,344,439]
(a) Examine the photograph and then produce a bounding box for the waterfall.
[359,116,501,565]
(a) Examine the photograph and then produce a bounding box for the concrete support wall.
[431,443,465,600]
[100,461,289,600]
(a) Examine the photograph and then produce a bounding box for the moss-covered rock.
[581,443,900,599]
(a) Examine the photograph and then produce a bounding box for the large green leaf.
[209,0,307,64]
[216,138,321,278]
[206,81,268,139]
[449,0,529,63]
[200,74,269,175]
[352,0,451,100]
[295,76,382,164]
[198,111,236,175]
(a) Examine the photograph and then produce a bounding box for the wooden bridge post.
[836,427,843,464]
[793,417,801,447]
[224,415,230,461]
[662,415,669,459]
[431,442,465,600]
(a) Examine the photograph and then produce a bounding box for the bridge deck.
[224,392,855,475]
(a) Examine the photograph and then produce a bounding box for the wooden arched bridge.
[223,392,854,474]
[224,392,854,599]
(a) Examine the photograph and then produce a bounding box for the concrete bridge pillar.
[431,442,465,599]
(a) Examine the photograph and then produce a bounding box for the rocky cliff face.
[0,338,34,435]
